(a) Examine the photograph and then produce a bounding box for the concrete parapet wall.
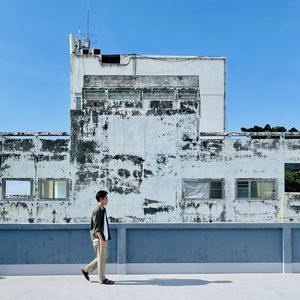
[1,223,300,275]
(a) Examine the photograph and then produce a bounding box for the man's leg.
[82,239,99,277]
[101,244,114,284]
[98,241,107,282]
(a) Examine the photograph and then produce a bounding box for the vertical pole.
[117,225,126,274]
[283,224,292,273]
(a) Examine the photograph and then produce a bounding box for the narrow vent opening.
[102,54,121,64]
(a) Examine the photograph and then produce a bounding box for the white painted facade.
[70,34,226,133]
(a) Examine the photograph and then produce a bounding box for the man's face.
[100,195,108,206]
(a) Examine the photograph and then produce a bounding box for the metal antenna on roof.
[87,0,90,39]
[85,0,91,48]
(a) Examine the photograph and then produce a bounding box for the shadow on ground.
[91,278,232,286]
[0,277,5,280]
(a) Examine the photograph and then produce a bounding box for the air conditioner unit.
[93,49,101,55]
[81,48,89,55]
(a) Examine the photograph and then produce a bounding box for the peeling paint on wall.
[2,71,300,224]
[2,129,300,223]
[0,134,70,223]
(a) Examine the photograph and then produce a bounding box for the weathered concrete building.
[1,35,300,224]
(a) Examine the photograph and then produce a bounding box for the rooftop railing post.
[117,225,127,275]
[283,224,292,273]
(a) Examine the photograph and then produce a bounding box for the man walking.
[81,190,115,284]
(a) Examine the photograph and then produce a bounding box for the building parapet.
[0,132,70,137]
[200,132,300,139]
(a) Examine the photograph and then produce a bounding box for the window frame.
[2,178,33,200]
[38,178,69,200]
[74,93,82,110]
[182,178,224,200]
[236,179,277,200]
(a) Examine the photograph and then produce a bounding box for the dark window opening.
[210,181,223,199]
[285,163,300,192]
[101,55,121,64]
[237,181,249,198]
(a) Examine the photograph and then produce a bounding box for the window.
[237,179,276,199]
[39,179,68,199]
[3,179,32,199]
[210,181,223,198]
[285,163,300,192]
[75,93,82,110]
[182,179,223,200]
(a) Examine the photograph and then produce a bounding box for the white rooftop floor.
[1,273,300,300]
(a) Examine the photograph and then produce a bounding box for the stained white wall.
[0,136,70,223]
[1,134,300,223]
[70,54,226,132]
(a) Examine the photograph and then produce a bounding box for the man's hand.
[96,232,106,247]
[100,239,106,247]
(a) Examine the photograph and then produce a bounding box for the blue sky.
[0,0,299,132]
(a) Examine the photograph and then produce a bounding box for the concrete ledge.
[0,264,117,276]
[292,263,300,273]
[126,263,283,274]
[0,263,283,276]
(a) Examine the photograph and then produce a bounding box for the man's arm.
[94,210,106,245]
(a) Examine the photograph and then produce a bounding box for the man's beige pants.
[84,239,108,282]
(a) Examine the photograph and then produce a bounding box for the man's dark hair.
[96,190,108,202]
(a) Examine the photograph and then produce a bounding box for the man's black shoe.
[101,278,115,285]
[81,269,90,281]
